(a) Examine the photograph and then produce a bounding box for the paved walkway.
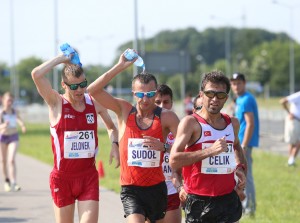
[0,111,291,222]
[0,154,125,223]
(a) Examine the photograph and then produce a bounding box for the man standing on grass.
[280,91,300,166]
[230,72,259,217]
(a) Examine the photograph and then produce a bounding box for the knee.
[8,159,15,166]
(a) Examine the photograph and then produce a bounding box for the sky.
[1,0,300,67]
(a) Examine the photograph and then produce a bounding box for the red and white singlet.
[183,113,236,197]
[50,94,98,172]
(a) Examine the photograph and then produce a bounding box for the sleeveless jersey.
[0,109,17,128]
[120,106,165,186]
[50,94,98,172]
[162,132,177,195]
[182,113,236,196]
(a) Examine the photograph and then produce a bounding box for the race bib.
[201,142,236,174]
[162,153,172,181]
[127,138,161,168]
[64,130,96,159]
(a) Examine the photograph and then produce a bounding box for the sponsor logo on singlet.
[64,114,75,119]
[86,113,95,124]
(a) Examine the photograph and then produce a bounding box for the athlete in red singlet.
[32,52,119,223]
[87,51,180,223]
[170,71,247,223]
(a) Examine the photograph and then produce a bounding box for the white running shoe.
[288,157,295,166]
[4,182,11,192]
[11,183,21,192]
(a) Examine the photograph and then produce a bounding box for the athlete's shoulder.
[230,116,240,130]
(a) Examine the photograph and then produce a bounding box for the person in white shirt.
[280,91,300,166]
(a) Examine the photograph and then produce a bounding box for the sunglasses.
[133,91,157,98]
[64,79,88,90]
[203,90,228,99]
[194,106,202,111]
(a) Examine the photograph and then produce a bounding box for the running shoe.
[4,182,11,192]
[11,183,21,192]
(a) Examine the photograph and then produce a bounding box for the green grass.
[240,151,300,223]
[256,97,281,109]
[19,123,300,222]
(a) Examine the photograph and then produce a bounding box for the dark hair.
[193,95,201,109]
[62,64,84,81]
[230,72,246,82]
[157,84,173,100]
[132,73,158,89]
[200,70,230,94]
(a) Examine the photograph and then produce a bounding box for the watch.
[164,143,170,153]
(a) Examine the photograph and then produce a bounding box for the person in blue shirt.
[230,73,259,217]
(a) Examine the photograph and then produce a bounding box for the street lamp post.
[10,0,18,99]
[210,15,244,77]
[225,26,231,76]
[210,16,232,76]
[273,0,296,94]
[53,0,59,91]
[133,0,138,77]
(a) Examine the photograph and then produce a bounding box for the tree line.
[1,27,299,104]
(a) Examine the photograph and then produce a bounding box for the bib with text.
[127,138,161,168]
[64,130,96,159]
[201,142,236,174]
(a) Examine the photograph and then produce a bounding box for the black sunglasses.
[64,79,88,90]
[203,90,228,99]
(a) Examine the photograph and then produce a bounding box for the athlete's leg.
[7,141,19,184]
[127,213,146,223]
[0,142,8,179]
[78,200,98,223]
[288,143,297,165]
[53,202,75,223]
[163,208,181,223]
[294,141,300,158]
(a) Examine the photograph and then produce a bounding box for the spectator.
[184,92,194,115]
[230,72,259,217]
[280,91,300,166]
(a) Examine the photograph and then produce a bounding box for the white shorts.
[284,116,300,144]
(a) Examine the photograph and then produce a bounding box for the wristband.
[176,184,183,193]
